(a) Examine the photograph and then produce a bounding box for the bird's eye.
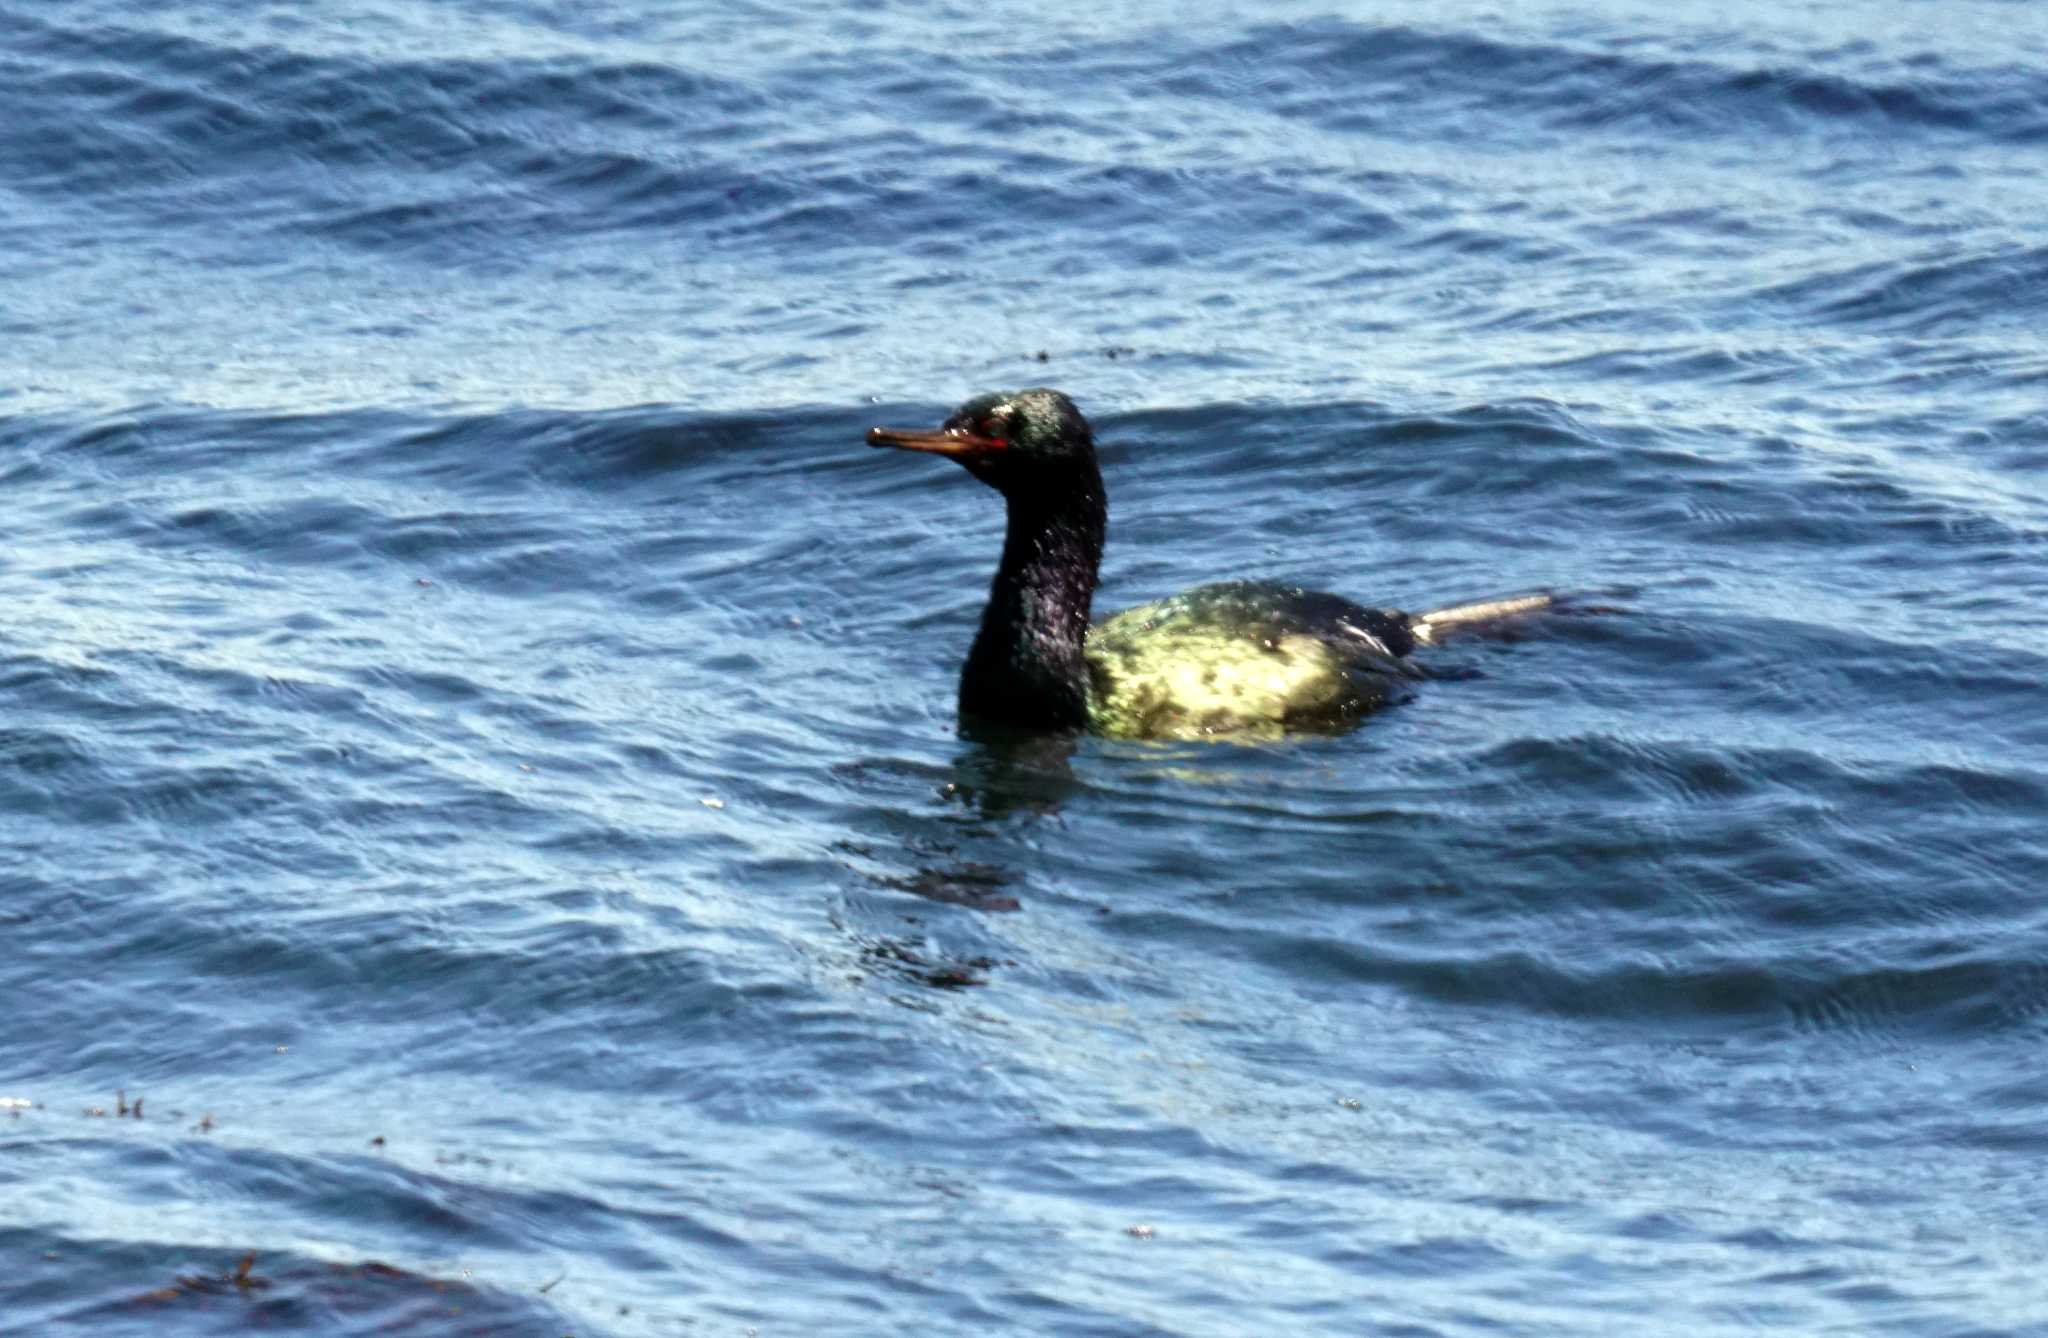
[979,417,1005,438]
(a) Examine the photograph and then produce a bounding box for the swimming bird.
[867,388,1551,740]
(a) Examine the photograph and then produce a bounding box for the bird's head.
[867,388,1098,496]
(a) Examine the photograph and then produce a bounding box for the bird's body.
[867,388,1550,741]
[1087,581,1416,740]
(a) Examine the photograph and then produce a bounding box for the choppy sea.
[5,1,2048,1333]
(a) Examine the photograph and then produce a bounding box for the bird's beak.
[866,426,1008,458]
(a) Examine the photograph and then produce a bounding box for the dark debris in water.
[1020,345,1136,364]
[82,1090,148,1119]
[124,1251,272,1306]
[86,1252,557,1335]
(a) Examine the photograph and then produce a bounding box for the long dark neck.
[960,467,1107,731]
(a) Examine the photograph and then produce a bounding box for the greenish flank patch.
[1085,585,1409,741]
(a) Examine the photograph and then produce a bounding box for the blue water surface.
[4,1,2048,1333]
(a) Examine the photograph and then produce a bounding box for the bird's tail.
[1408,591,1556,646]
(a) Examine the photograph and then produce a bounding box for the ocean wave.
[1210,19,2048,146]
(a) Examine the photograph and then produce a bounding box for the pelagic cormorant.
[868,388,1550,740]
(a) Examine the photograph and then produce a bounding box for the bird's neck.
[960,471,1107,730]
